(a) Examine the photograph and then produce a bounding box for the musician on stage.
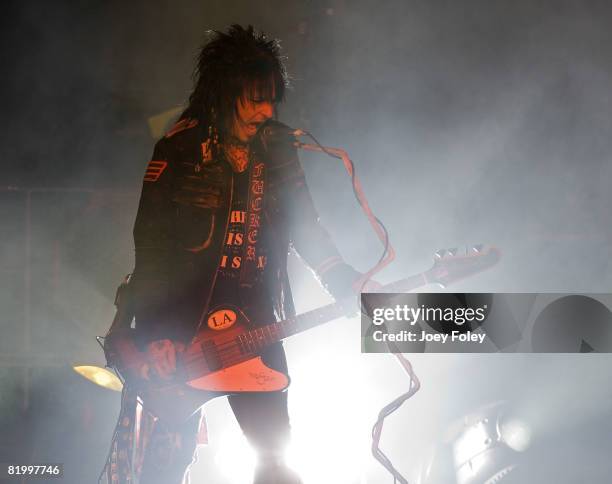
[104,25,363,484]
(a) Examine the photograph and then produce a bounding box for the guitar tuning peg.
[448,248,458,257]
[435,249,446,259]
[471,244,484,253]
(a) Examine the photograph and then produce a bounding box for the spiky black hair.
[180,24,289,139]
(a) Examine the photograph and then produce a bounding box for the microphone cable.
[292,128,419,484]
[293,129,393,293]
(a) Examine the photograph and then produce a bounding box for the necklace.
[223,143,249,173]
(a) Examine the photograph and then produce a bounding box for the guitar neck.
[229,247,499,356]
[244,272,431,346]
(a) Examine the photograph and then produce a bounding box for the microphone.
[258,120,305,141]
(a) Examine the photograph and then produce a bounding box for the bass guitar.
[107,245,500,425]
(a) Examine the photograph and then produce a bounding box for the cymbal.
[73,365,123,392]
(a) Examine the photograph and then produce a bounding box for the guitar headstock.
[426,245,501,287]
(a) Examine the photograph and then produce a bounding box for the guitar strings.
[181,308,341,374]
[180,324,294,374]
[180,309,338,375]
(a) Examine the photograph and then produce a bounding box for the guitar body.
[187,357,289,392]
[108,246,500,426]
[138,356,289,426]
[127,306,290,425]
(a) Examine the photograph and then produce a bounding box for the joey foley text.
[368,304,488,344]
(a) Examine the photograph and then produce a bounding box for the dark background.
[1,1,611,483]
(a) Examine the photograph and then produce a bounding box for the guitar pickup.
[201,340,222,371]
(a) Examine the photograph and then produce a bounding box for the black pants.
[139,343,290,484]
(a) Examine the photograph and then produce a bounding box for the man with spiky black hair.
[105,25,362,484]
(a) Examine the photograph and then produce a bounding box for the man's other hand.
[146,339,185,380]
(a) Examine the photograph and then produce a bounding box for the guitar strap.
[102,386,138,483]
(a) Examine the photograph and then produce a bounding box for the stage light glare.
[214,431,256,483]
[286,431,369,484]
[500,419,531,452]
[284,343,374,483]
[456,452,488,484]
[453,421,489,473]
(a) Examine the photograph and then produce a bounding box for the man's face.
[231,90,276,143]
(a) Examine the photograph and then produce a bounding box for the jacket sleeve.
[131,138,178,345]
[268,134,361,301]
[290,176,362,300]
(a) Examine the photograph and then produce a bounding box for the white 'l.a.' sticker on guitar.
[208,308,237,330]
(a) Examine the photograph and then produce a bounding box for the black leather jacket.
[130,120,360,348]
